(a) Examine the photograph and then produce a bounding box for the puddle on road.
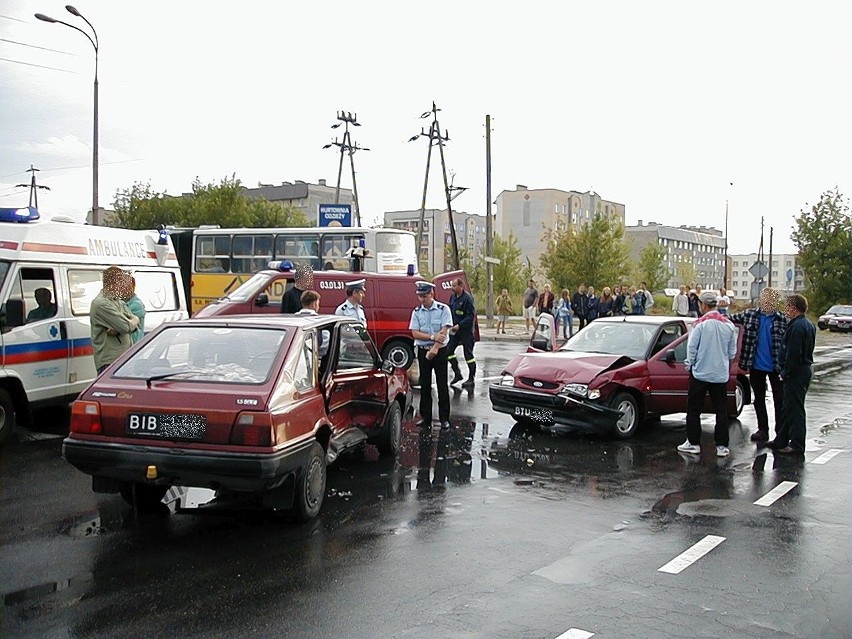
[820,416,850,435]
[676,498,763,518]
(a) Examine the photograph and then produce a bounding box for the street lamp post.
[35,5,99,219]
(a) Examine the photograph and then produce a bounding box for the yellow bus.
[169,226,419,314]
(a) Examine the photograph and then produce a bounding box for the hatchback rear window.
[114,326,286,384]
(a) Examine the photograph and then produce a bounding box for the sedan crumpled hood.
[507,351,635,385]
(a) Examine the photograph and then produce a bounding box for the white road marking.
[487,486,513,494]
[754,481,798,507]
[480,375,502,382]
[554,629,594,639]
[658,535,725,574]
[811,449,844,465]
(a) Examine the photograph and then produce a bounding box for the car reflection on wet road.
[1,340,850,639]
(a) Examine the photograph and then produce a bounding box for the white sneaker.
[716,445,730,457]
[677,440,701,454]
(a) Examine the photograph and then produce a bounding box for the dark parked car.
[63,315,412,520]
[819,304,852,331]
[489,314,750,439]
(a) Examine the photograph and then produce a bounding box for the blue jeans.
[560,315,573,338]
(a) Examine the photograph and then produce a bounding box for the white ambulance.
[0,207,188,444]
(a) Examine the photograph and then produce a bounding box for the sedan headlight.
[587,388,601,400]
[500,374,515,386]
[562,383,588,397]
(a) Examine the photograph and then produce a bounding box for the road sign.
[749,261,769,280]
[483,256,501,265]
[786,267,793,282]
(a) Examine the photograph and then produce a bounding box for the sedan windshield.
[559,322,657,359]
[114,326,286,384]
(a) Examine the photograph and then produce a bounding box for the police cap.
[415,281,436,296]
[346,278,366,292]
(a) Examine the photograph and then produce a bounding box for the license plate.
[513,406,554,423]
[127,413,207,439]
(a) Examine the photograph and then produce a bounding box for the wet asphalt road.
[1,339,851,639]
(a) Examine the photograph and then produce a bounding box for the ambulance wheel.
[0,388,16,446]
[383,340,414,370]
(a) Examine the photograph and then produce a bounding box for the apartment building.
[728,253,804,302]
[493,185,625,269]
[624,221,726,290]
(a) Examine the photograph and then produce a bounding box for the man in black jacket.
[572,284,589,330]
[280,264,313,314]
[767,294,816,455]
[447,278,477,388]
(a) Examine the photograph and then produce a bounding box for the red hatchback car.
[63,315,412,520]
[489,314,751,439]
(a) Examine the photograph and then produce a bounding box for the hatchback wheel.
[611,392,641,439]
[292,442,327,522]
[378,401,402,457]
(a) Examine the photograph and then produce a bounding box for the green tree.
[110,175,310,230]
[540,214,632,289]
[675,261,697,289]
[491,232,526,295]
[791,188,852,312]
[636,242,670,292]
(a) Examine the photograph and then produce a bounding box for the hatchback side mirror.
[255,293,269,307]
[531,336,551,352]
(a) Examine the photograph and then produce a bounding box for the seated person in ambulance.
[27,287,57,322]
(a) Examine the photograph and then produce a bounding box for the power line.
[0,158,145,180]
[0,14,28,23]
[0,55,77,73]
[0,37,78,56]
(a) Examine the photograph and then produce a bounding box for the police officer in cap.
[335,279,367,327]
[409,281,453,428]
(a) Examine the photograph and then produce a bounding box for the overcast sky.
[2,0,850,255]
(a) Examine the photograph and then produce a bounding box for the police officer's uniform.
[408,281,453,427]
[447,286,477,387]
[335,279,367,327]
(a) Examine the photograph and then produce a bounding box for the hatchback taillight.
[70,401,102,434]
[232,412,275,446]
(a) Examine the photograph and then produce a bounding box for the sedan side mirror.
[665,349,676,363]
[381,359,395,374]
[255,293,269,307]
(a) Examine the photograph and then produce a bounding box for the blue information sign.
[318,204,352,227]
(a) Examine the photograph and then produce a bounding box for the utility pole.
[322,111,369,226]
[15,165,50,209]
[409,102,461,272]
[768,227,774,288]
[485,114,494,321]
[723,199,728,289]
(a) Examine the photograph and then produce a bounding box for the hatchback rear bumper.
[63,436,315,493]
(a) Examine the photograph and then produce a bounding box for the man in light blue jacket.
[677,291,737,457]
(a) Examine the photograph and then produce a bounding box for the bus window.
[232,234,273,273]
[274,233,320,271]
[321,234,362,271]
[195,235,231,273]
